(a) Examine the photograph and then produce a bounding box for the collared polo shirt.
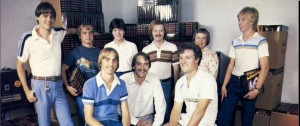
[175,69,218,126]
[82,72,128,121]
[120,72,166,126]
[142,41,178,80]
[17,25,66,76]
[104,40,138,72]
[229,32,269,76]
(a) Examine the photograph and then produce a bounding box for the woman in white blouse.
[193,28,219,79]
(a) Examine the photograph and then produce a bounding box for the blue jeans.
[216,75,256,126]
[76,95,85,126]
[31,79,74,126]
[161,79,174,124]
[100,120,122,126]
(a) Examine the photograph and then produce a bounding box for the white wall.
[179,0,299,104]
[1,0,298,104]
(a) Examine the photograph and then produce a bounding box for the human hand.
[25,90,37,103]
[243,90,259,99]
[66,84,78,96]
[221,85,227,102]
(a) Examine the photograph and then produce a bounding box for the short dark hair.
[148,19,168,40]
[35,2,56,20]
[109,18,127,33]
[178,42,202,65]
[193,28,211,46]
[131,52,151,69]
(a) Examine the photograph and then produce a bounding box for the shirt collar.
[238,32,259,41]
[31,25,57,40]
[113,39,127,46]
[96,71,121,87]
[128,72,151,85]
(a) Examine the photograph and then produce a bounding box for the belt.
[32,76,61,81]
[160,77,171,83]
[232,75,245,80]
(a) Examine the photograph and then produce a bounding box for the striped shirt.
[229,32,269,76]
[142,41,179,79]
[82,72,128,121]
[16,25,66,76]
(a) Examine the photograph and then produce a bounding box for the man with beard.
[142,19,179,124]
[120,52,166,126]
[168,43,218,126]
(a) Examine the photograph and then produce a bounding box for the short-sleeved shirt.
[82,72,128,121]
[229,32,269,76]
[175,69,218,126]
[17,25,66,76]
[142,41,178,79]
[104,40,138,72]
[120,72,166,126]
[63,45,100,79]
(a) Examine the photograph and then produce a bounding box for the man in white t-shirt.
[167,43,218,126]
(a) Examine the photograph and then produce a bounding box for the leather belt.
[32,76,61,81]
[160,77,171,83]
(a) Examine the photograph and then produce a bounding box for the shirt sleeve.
[228,43,235,59]
[119,81,128,102]
[63,48,76,68]
[153,78,166,126]
[258,39,269,58]
[82,78,96,105]
[208,51,219,79]
[17,31,32,63]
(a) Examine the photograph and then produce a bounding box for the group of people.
[16,2,269,126]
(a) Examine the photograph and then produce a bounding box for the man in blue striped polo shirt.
[82,47,130,126]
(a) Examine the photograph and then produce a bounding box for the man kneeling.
[167,43,218,126]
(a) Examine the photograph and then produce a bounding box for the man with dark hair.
[142,19,180,124]
[16,2,74,126]
[168,43,218,126]
[120,52,166,126]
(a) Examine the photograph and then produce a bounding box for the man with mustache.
[142,19,180,124]
[120,52,166,126]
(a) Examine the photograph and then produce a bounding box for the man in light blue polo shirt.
[82,48,130,126]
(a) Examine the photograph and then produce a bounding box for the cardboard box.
[257,25,288,69]
[255,71,284,110]
[270,112,299,126]
[234,109,271,126]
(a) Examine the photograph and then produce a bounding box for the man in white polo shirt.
[168,43,218,126]
[217,7,269,126]
[142,19,180,124]
[120,52,166,126]
[16,2,73,126]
